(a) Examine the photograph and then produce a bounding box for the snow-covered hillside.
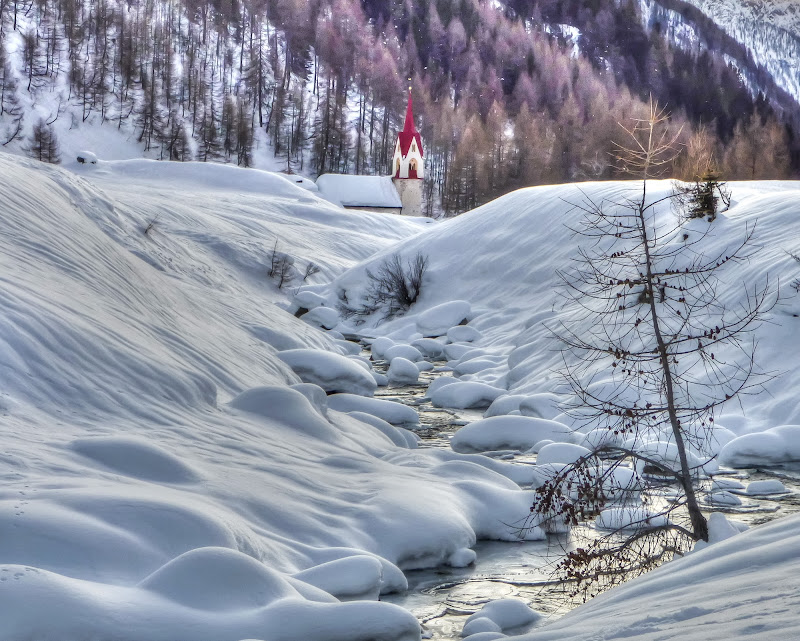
[0,151,545,641]
[3,149,800,641]
[680,0,800,102]
[323,179,800,431]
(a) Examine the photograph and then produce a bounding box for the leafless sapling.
[337,253,428,323]
[528,100,774,600]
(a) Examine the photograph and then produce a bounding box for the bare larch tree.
[528,101,774,600]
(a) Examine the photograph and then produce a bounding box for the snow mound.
[719,425,800,466]
[300,306,340,330]
[465,597,542,631]
[292,555,384,601]
[388,357,421,384]
[536,443,591,465]
[430,381,505,409]
[447,325,482,343]
[138,546,298,610]
[348,412,419,448]
[71,436,199,483]
[462,617,502,636]
[327,393,420,426]
[450,416,574,453]
[595,507,668,531]
[228,386,338,440]
[384,344,423,363]
[448,547,477,567]
[411,338,445,358]
[277,349,378,396]
[745,480,786,495]
[416,300,472,337]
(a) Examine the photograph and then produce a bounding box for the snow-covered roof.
[316,174,402,209]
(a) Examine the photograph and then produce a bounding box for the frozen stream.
[365,352,800,640]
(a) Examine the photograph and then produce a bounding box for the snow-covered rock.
[277,349,377,396]
[450,416,574,453]
[327,393,420,426]
[384,344,423,363]
[595,507,668,531]
[292,290,327,311]
[462,618,502,636]
[448,547,477,568]
[745,479,786,495]
[347,411,419,449]
[430,381,505,410]
[370,336,395,360]
[484,394,527,418]
[447,325,482,343]
[300,306,340,329]
[719,425,800,466]
[536,442,591,465]
[416,300,471,337]
[292,555,384,601]
[464,598,542,631]
[411,338,445,359]
[388,357,421,385]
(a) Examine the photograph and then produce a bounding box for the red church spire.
[403,88,418,135]
[394,87,424,179]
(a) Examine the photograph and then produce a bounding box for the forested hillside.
[0,0,796,214]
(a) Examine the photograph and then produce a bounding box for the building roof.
[396,89,423,160]
[316,174,402,209]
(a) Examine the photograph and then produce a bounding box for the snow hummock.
[464,598,542,632]
[277,349,378,396]
[430,381,505,409]
[388,357,422,385]
[719,425,800,466]
[327,393,421,427]
[450,416,575,453]
[416,300,472,337]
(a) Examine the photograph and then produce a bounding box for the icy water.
[368,354,800,640]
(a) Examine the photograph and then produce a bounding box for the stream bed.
[368,355,800,640]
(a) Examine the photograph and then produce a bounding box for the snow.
[415,300,472,337]
[411,337,446,358]
[293,290,328,310]
[461,618,502,636]
[430,381,506,409]
[535,442,591,465]
[719,425,800,466]
[388,357,422,384]
[4,147,800,641]
[384,343,424,362]
[595,507,669,531]
[450,416,575,453]
[447,325,483,343]
[291,555,385,601]
[447,547,478,568]
[347,412,419,449]
[513,513,800,640]
[277,349,378,396]
[745,479,786,495]
[300,306,341,329]
[465,598,542,632]
[327,393,421,426]
[316,174,403,209]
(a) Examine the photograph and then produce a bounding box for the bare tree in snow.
[527,101,774,600]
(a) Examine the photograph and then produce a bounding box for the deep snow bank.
[0,153,541,641]
[322,180,800,434]
[507,512,800,640]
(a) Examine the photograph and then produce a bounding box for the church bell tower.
[391,89,424,216]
